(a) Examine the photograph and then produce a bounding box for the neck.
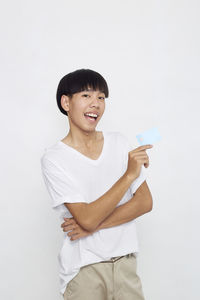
[65,128,100,148]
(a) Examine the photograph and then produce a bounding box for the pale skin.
[59,85,153,240]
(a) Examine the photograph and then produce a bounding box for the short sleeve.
[119,132,148,196]
[40,156,87,209]
[129,164,147,195]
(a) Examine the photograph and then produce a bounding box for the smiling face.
[61,87,106,133]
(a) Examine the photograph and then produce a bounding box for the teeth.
[85,113,98,117]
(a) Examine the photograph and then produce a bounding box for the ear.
[61,95,70,113]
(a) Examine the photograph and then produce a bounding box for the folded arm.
[64,172,135,232]
[92,180,153,232]
[62,180,153,239]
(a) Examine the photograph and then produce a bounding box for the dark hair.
[56,68,109,116]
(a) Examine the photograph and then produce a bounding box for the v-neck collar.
[57,130,107,165]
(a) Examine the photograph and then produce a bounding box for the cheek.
[101,103,105,113]
[72,101,85,115]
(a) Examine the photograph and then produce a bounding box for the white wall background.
[1,0,200,299]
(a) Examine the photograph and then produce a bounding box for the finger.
[131,153,149,158]
[131,145,153,153]
[62,218,69,224]
[71,233,81,241]
[61,221,69,228]
[63,226,71,232]
[63,217,75,223]
[61,222,71,227]
[62,220,74,228]
[67,228,79,237]
[65,217,75,223]
[143,158,149,168]
[137,144,153,149]
[63,225,75,232]
[65,224,78,230]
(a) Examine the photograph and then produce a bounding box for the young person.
[40,68,153,299]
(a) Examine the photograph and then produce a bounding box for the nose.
[89,96,100,107]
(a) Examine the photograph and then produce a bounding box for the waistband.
[101,253,135,263]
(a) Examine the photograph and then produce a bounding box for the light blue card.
[136,127,161,145]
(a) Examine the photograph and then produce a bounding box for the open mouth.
[84,114,98,122]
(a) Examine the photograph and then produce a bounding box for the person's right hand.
[125,144,153,180]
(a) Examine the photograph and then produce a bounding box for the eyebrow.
[82,90,105,95]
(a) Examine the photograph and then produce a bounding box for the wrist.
[123,171,136,184]
[91,222,104,233]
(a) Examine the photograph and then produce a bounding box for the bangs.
[56,69,109,116]
[68,70,109,97]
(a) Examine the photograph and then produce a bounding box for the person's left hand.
[61,217,92,241]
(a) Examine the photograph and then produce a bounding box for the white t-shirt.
[40,130,147,295]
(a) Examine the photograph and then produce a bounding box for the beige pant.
[63,253,145,300]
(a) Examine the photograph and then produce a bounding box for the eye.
[82,94,105,100]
